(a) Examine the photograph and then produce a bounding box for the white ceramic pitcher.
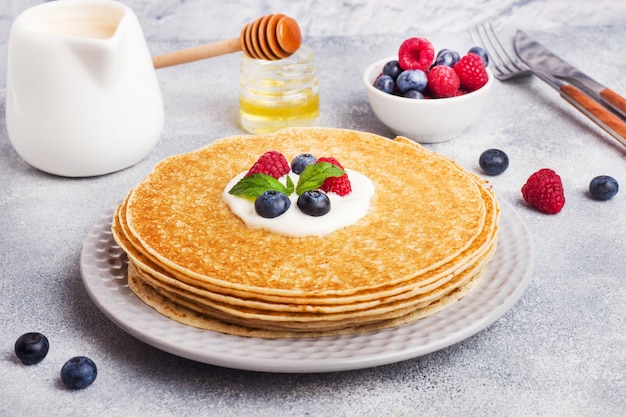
[6,0,164,177]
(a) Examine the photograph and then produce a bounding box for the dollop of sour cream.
[222,169,375,237]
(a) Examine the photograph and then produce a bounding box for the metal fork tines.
[470,22,533,81]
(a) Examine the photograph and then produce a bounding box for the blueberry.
[479,149,509,175]
[396,70,427,93]
[435,49,460,67]
[382,60,403,81]
[297,190,331,216]
[255,190,291,218]
[403,89,424,99]
[437,48,459,58]
[374,74,394,94]
[589,175,619,200]
[468,46,489,67]
[61,356,97,390]
[291,153,317,175]
[14,332,49,365]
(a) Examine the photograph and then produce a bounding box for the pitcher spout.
[58,1,128,88]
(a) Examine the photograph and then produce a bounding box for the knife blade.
[527,68,626,148]
[514,30,626,119]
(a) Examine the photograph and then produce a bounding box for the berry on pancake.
[246,150,290,179]
[317,157,352,196]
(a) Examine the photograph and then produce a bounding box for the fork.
[470,22,626,148]
[470,22,533,81]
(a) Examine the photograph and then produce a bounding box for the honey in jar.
[239,45,319,134]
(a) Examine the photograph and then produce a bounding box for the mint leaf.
[285,175,295,195]
[228,174,290,198]
[228,163,343,199]
[296,162,345,195]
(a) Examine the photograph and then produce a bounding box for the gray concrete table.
[1,27,624,417]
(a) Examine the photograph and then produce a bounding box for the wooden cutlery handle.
[560,84,626,148]
[599,88,626,119]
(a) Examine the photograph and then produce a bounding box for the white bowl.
[363,56,493,143]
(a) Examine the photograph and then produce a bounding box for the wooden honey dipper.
[152,14,302,69]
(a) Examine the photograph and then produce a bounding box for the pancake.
[125,241,496,325]
[111,127,500,338]
[126,240,495,315]
[127,262,488,338]
[112,181,497,305]
[123,129,489,294]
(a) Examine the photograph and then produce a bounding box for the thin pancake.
[122,128,490,296]
[127,263,487,338]
[113,184,496,305]
[110,127,500,338]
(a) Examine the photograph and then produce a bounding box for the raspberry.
[398,37,435,72]
[317,156,345,170]
[453,54,489,92]
[521,168,566,214]
[246,150,290,179]
[426,65,460,98]
[317,157,352,196]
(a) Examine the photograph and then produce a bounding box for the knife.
[530,69,626,148]
[515,30,626,119]
[515,32,626,148]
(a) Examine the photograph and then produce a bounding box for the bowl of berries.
[364,37,493,143]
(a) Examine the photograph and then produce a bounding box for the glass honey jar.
[239,45,319,134]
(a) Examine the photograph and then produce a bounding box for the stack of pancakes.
[112,128,499,338]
